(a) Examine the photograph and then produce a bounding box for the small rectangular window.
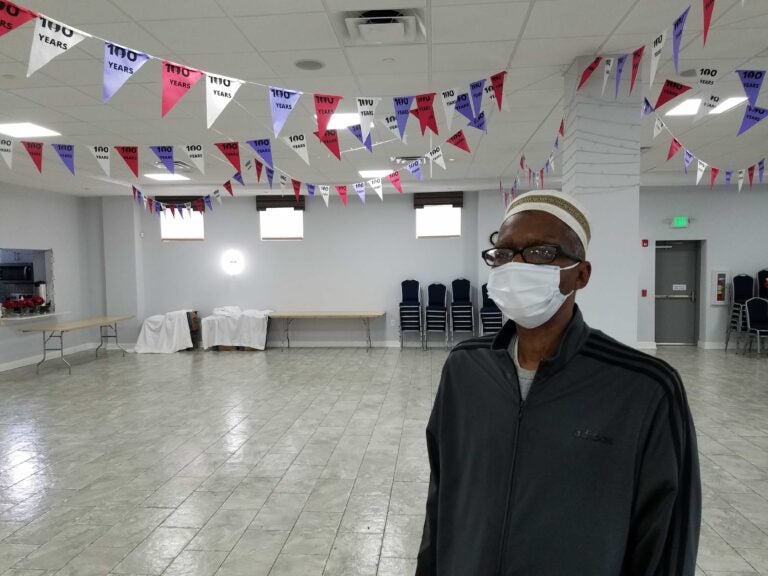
[416,204,461,238]
[260,207,304,240]
[160,210,205,241]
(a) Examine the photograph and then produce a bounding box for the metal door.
[655,241,699,345]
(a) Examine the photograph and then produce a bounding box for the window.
[416,204,461,238]
[160,210,205,240]
[259,207,304,240]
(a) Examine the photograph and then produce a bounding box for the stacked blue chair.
[425,283,448,349]
[758,269,768,299]
[450,278,474,342]
[725,274,755,352]
[399,280,423,349]
[480,283,503,335]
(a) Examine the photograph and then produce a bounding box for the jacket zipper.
[495,398,525,575]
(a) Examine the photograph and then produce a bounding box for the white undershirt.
[509,335,537,401]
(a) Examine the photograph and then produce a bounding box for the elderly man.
[416,190,700,576]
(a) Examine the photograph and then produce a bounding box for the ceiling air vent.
[153,160,193,173]
[391,156,427,165]
[343,9,425,45]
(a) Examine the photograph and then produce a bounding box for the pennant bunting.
[150,145,174,173]
[254,159,263,182]
[319,185,330,207]
[232,171,244,186]
[51,144,74,174]
[368,178,383,200]
[559,119,565,136]
[19,142,39,173]
[649,30,666,88]
[683,149,694,173]
[356,97,380,142]
[760,159,765,183]
[490,71,506,110]
[223,180,233,196]
[182,144,204,173]
[446,130,471,153]
[440,88,459,131]
[284,133,310,164]
[548,153,555,173]
[642,98,655,116]
[703,0,716,45]
[354,181,365,203]
[387,171,403,193]
[169,203,176,217]
[539,168,544,189]
[0,138,11,169]
[736,70,765,107]
[672,6,690,74]
[426,145,446,170]
[737,169,744,191]
[748,164,755,187]
[737,104,768,136]
[28,17,87,77]
[335,185,347,206]
[384,114,406,143]
[467,111,487,133]
[277,173,286,191]
[147,197,153,213]
[710,166,720,189]
[313,129,341,161]
[215,142,241,172]
[314,93,343,136]
[114,146,138,177]
[204,195,212,211]
[292,178,301,201]
[347,124,372,152]
[698,66,719,90]
[615,54,627,98]
[725,170,732,187]
[205,74,243,128]
[520,155,526,170]
[161,61,204,117]
[266,166,274,189]
[0,1,36,40]
[268,86,301,137]
[306,183,315,199]
[393,96,414,139]
[103,43,150,102]
[653,116,666,138]
[696,159,706,184]
[246,138,272,168]
[410,92,439,136]
[602,57,614,97]
[695,92,721,122]
[455,92,474,122]
[470,79,485,119]
[667,138,682,161]
[577,56,602,90]
[214,190,222,204]
[630,46,645,95]
[654,80,692,109]
[406,159,423,181]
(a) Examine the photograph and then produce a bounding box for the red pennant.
[654,79,692,110]
[169,204,176,217]
[314,129,341,161]
[254,159,263,182]
[630,46,645,96]
[335,185,348,206]
[292,178,301,201]
[667,138,683,161]
[577,57,602,90]
[410,93,439,136]
[520,155,526,170]
[539,168,544,188]
[0,1,37,39]
[703,0,716,46]
[748,164,755,187]
[490,71,506,111]
[214,142,241,173]
[710,166,720,190]
[387,171,403,193]
[194,199,204,212]
[446,130,471,153]
[115,146,139,177]
[147,197,154,212]
[314,93,343,136]
[21,141,43,173]
[559,119,565,136]
[132,186,138,201]
[223,180,233,196]
[161,61,204,117]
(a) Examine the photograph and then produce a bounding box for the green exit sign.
[671,216,689,228]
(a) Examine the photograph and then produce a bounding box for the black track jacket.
[416,307,701,576]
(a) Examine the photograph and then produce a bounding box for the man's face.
[496,211,591,296]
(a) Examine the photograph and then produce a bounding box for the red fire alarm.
[641,289,648,297]
[642,239,649,247]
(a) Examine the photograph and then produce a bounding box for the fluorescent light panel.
[709,97,747,115]
[144,173,190,181]
[314,113,375,130]
[0,122,61,138]
[665,98,701,116]
[358,169,392,178]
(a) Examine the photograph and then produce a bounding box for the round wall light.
[221,249,245,276]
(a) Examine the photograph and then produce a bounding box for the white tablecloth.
[134,310,192,354]
[202,308,270,350]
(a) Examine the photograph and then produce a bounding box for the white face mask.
[487,261,579,329]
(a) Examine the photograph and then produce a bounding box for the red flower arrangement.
[2,299,21,310]
[2,296,45,313]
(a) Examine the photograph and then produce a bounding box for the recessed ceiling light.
[0,122,61,138]
[709,96,747,115]
[144,173,190,181]
[314,113,374,130]
[295,59,324,71]
[679,68,697,78]
[665,98,701,116]
[359,169,392,178]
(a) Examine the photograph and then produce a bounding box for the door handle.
[656,294,695,301]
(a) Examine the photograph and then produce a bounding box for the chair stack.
[480,283,504,335]
[744,297,768,355]
[426,283,449,349]
[758,269,768,299]
[450,278,475,342]
[725,274,755,353]
[399,280,424,349]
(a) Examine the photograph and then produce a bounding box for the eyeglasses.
[481,245,583,267]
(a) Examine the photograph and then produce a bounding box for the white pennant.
[426,145,446,169]
[696,159,707,185]
[0,138,13,169]
[28,17,88,77]
[649,29,667,88]
[88,146,110,176]
[368,178,383,200]
[205,74,243,129]
[214,189,222,204]
[182,144,205,173]
[319,185,330,207]
[602,57,614,96]
[697,66,719,91]
[283,133,310,165]
[548,153,555,173]
[384,114,406,143]
[279,173,288,191]
[694,92,721,123]
[738,169,744,192]
[653,116,666,138]
[356,97,380,142]
[440,88,459,131]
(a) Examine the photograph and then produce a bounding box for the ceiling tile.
[525,0,636,39]
[514,36,604,67]
[140,19,254,55]
[260,49,353,78]
[432,42,513,72]
[23,0,129,25]
[110,0,225,21]
[431,3,528,44]
[217,0,326,16]
[9,86,102,107]
[234,13,340,52]
[346,45,428,75]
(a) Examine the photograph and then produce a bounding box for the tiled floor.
[0,344,766,575]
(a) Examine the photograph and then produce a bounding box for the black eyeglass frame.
[481,245,584,267]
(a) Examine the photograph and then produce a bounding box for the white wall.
[638,186,768,347]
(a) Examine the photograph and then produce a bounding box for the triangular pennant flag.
[223,180,233,196]
[539,168,545,189]
[335,185,348,206]
[653,116,666,138]
[695,92,721,122]
[266,166,274,189]
[246,138,273,168]
[28,17,87,77]
[51,144,74,174]
[725,170,732,187]
[215,142,241,172]
[696,159,707,184]
[703,0,716,46]
[319,185,330,207]
[738,169,745,191]
[667,138,682,161]
[410,92,439,136]
[314,93,343,136]
[135,189,142,205]
[577,56,602,90]
[204,195,213,211]
[182,144,204,173]
[672,6,690,74]
[615,55,627,98]
[698,66,719,91]
[356,97,380,142]
[114,146,138,177]
[169,202,176,216]
[490,71,506,111]
[232,171,244,186]
[602,57,614,97]
[268,86,301,137]
[284,133,310,164]
[482,83,498,111]
[446,130,471,153]
[683,149,694,173]
[214,190,222,204]
[387,171,403,193]
[559,119,565,136]
[642,98,655,116]
[313,129,341,160]
[0,138,12,169]
[254,159,263,182]
[467,111,487,133]
[736,70,765,107]
[737,104,768,136]
[354,181,365,203]
[406,159,423,181]
[426,145,446,170]
[0,1,36,40]
[654,80,692,109]
[292,178,301,201]
[384,114,406,142]
[206,74,243,128]
[368,178,383,200]
[161,61,204,117]
[649,30,666,88]
[347,124,372,152]
[455,92,474,122]
[440,88,459,131]
[630,46,645,95]
[748,164,755,187]
[760,159,765,183]
[520,155,526,170]
[710,166,720,189]
[147,197,153,213]
[156,201,164,216]
[150,146,174,173]
[103,43,150,103]
[548,153,555,173]
[279,173,288,191]
[306,183,315,199]
[470,79,485,120]
[393,96,414,139]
